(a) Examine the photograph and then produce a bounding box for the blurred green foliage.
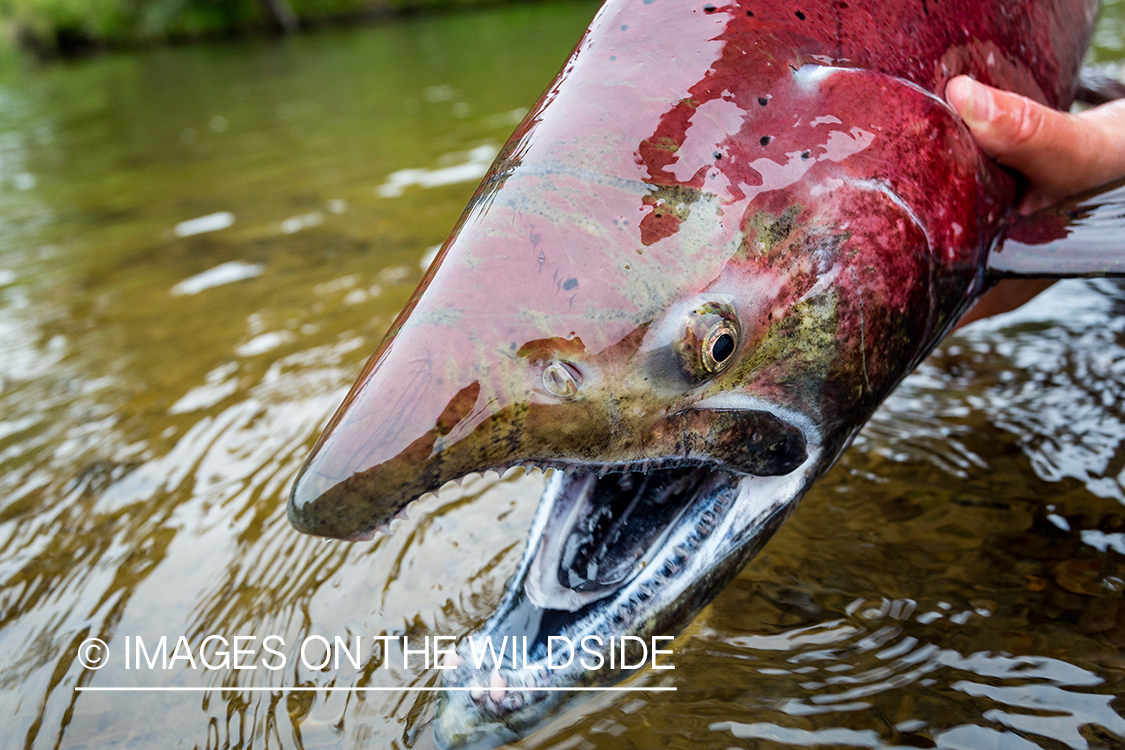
[0,0,520,55]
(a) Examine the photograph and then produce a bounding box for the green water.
[1,2,1124,748]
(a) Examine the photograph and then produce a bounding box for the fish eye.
[708,329,736,364]
[681,301,741,380]
[542,360,582,399]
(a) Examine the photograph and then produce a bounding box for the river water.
[1,2,1124,748]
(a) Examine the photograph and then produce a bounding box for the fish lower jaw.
[433,454,823,749]
[432,467,748,749]
[461,469,746,672]
[464,661,567,713]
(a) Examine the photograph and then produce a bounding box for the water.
[1,2,1124,748]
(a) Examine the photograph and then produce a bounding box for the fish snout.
[287,328,526,539]
[287,331,616,539]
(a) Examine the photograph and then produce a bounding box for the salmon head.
[283,0,1051,745]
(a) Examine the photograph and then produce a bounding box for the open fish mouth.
[524,466,730,613]
[432,435,823,750]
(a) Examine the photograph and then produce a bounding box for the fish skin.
[286,0,1101,745]
[288,0,1094,538]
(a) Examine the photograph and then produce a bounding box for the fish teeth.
[489,669,507,701]
[394,508,409,521]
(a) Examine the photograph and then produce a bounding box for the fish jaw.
[431,449,822,750]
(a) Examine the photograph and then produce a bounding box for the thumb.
[946,75,1125,211]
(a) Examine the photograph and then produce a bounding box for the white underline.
[76,686,676,693]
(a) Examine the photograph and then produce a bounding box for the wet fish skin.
[289,0,1095,537]
[285,0,1101,746]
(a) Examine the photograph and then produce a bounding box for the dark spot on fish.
[760,135,771,146]
[795,9,806,19]
[758,96,769,106]
[563,278,579,291]
[713,151,723,160]
[801,150,811,159]
[920,0,928,15]
[703,3,716,12]
[609,55,617,61]
[746,9,754,15]
[643,0,654,4]
[620,24,628,30]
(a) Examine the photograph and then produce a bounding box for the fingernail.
[950,76,996,126]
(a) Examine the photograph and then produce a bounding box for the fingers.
[946,75,1125,212]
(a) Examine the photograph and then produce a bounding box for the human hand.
[945,75,1125,327]
[946,75,1125,213]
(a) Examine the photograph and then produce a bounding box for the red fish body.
[287,1,1101,746]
